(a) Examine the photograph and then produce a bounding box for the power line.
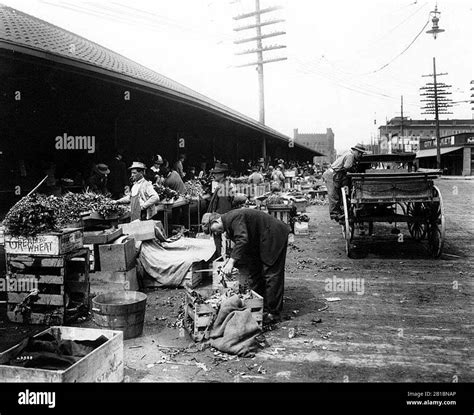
[365,17,431,74]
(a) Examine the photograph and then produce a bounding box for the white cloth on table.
[138,237,215,287]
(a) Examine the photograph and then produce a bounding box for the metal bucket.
[92,291,147,339]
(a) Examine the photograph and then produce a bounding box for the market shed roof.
[0,5,323,156]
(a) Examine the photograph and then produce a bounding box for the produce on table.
[266,194,285,205]
[2,192,127,237]
[184,180,204,198]
[154,184,180,201]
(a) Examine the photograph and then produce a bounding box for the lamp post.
[426,5,445,170]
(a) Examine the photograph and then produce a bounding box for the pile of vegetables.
[154,184,180,201]
[3,192,127,237]
[184,180,204,198]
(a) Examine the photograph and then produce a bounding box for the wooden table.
[156,198,191,237]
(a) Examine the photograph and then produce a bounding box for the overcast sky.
[4,0,473,152]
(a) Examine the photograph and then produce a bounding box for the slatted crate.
[181,261,212,289]
[5,248,90,325]
[267,204,293,228]
[183,284,263,341]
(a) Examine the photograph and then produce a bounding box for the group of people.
[87,153,194,199]
[84,144,366,326]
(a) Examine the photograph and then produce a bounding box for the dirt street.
[0,178,472,383]
[121,178,473,383]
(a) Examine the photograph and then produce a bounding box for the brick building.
[378,117,474,153]
[293,128,336,166]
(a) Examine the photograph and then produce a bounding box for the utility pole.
[421,60,452,169]
[400,95,404,153]
[233,2,287,159]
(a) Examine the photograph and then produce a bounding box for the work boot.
[263,312,281,325]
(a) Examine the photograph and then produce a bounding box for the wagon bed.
[340,154,445,258]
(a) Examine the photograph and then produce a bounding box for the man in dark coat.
[108,152,129,199]
[202,209,290,323]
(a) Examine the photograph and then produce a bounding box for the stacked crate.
[267,203,293,231]
[89,233,138,297]
[3,228,89,325]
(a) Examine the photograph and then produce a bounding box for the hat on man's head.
[95,163,110,175]
[153,155,163,164]
[129,161,147,170]
[351,143,367,154]
[201,212,221,234]
[211,162,229,174]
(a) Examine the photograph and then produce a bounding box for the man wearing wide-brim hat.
[115,161,160,221]
[322,143,366,221]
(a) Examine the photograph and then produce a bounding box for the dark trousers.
[240,242,287,315]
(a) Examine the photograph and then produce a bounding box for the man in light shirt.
[116,162,160,221]
[322,143,366,220]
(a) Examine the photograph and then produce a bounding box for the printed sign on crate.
[4,229,83,256]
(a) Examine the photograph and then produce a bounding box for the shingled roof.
[0,4,321,155]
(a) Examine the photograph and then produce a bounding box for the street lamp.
[426,4,445,171]
[426,5,445,39]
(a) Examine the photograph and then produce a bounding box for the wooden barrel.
[92,291,147,339]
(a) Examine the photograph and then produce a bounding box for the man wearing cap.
[115,162,160,221]
[322,143,366,220]
[202,209,290,324]
[207,162,236,215]
[87,163,110,195]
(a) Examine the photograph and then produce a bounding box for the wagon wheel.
[406,202,427,241]
[427,185,446,258]
[341,186,353,256]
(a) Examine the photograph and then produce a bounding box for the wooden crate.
[182,261,211,289]
[267,204,292,227]
[119,220,155,241]
[5,248,90,325]
[98,237,136,272]
[89,267,138,298]
[4,228,83,256]
[183,284,263,341]
[0,326,123,382]
[294,221,309,236]
[83,228,123,245]
[212,259,249,290]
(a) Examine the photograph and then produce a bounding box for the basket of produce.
[2,192,128,237]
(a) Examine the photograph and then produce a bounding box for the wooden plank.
[7,255,65,268]
[7,292,64,306]
[83,228,123,245]
[7,273,64,284]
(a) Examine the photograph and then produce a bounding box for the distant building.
[378,117,474,154]
[293,128,336,166]
[416,132,474,176]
